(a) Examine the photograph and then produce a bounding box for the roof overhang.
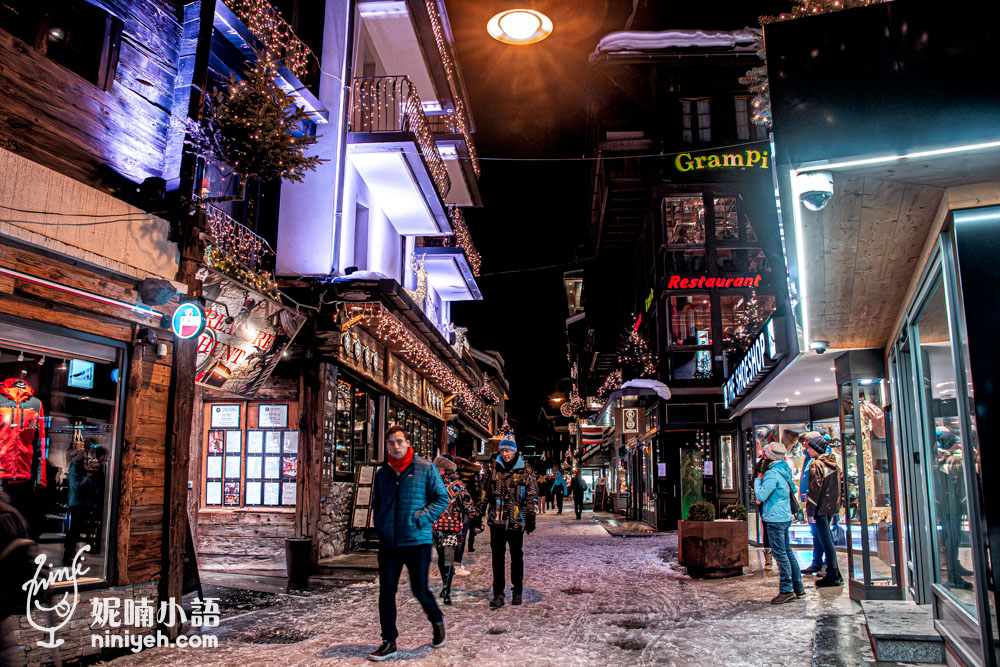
[347,138,451,235]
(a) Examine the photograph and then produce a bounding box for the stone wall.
[317,481,354,559]
[9,582,159,666]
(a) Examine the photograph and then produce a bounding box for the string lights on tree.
[185,60,323,184]
[740,0,886,128]
[618,317,657,381]
[597,369,622,404]
[731,290,768,356]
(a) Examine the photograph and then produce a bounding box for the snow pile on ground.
[107,514,867,666]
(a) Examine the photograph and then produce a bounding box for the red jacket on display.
[0,378,47,487]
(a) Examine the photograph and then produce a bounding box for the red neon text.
[667,275,762,289]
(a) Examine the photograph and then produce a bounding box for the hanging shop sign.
[667,275,762,289]
[195,270,306,397]
[172,300,207,340]
[645,288,655,312]
[614,407,645,436]
[674,149,770,172]
[560,402,574,417]
[723,315,787,409]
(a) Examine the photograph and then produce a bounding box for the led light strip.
[0,266,164,319]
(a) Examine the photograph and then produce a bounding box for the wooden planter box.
[678,520,749,579]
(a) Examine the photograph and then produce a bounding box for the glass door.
[680,444,704,521]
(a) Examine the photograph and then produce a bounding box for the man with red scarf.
[368,425,449,662]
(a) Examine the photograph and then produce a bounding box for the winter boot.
[511,592,523,606]
[432,620,446,648]
[438,564,448,599]
[442,566,454,605]
[490,594,504,609]
[368,640,397,661]
[763,548,773,571]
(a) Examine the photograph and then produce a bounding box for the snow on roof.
[590,28,760,61]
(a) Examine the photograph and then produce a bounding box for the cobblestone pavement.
[103,512,888,666]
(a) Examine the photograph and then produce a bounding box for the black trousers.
[378,545,442,641]
[489,525,524,597]
[555,492,564,513]
[573,494,584,519]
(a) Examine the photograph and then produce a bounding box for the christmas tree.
[186,59,323,184]
[618,318,657,382]
[731,291,767,355]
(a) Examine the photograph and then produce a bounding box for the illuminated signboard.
[172,300,207,340]
[195,271,306,398]
[723,316,786,409]
[668,275,762,289]
[644,288,654,312]
[674,149,770,172]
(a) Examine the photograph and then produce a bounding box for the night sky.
[446,0,790,436]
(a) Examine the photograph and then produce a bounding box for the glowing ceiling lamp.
[487,9,553,45]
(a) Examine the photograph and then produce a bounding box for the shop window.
[666,295,711,346]
[681,98,711,143]
[916,278,977,611]
[716,248,768,274]
[0,320,124,583]
[0,0,122,89]
[388,402,437,460]
[203,403,299,508]
[721,293,776,353]
[733,96,768,141]
[714,196,758,243]
[663,196,705,245]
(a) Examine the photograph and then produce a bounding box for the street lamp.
[487,9,553,45]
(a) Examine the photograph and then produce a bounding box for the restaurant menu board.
[244,430,298,506]
[351,464,379,531]
[205,429,242,506]
[593,478,607,512]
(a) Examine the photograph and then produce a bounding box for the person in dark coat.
[368,426,450,661]
[805,432,843,588]
[551,468,568,514]
[452,455,483,574]
[484,439,537,609]
[431,455,477,605]
[535,475,550,514]
[569,470,589,520]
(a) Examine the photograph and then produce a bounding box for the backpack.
[788,479,800,515]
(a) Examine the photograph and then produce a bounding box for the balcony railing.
[350,76,452,200]
[426,100,481,178]
[416,207,481,276]
[204,204,278,296]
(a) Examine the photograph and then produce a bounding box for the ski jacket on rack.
[0,379,46,487]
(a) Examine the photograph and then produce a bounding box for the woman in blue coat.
[551,468,568,514]
[753,442,804,604]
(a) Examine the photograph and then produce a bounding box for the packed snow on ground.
[105,513,868,666]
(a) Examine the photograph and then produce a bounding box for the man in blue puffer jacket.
[368,425,450,662]
[753,442,804,605]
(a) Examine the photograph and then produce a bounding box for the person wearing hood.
[753,442,804,604]
[551,468,568,514]
[484,439,538,609]
[452,455,484,573]
[431,454,477,605]
[805,432,844,588]
[368,426,450,661]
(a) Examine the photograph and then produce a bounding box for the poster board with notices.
[350,463,380,537]
[593,478,607,512]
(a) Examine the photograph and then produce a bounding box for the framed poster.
[258,404,288,429]
[210,404,241,429]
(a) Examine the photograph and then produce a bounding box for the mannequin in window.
[0,377,47,538]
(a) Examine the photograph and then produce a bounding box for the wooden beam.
[117,338,144,584]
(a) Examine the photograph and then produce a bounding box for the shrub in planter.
[721,504,748,521]
[687,501,716,521]
[679,502,749,579]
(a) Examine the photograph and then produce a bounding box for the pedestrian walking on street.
[544,473,556,511]
[453,455,483,574]
[484,438,538,609]
[368,426,450,661]
[804,432,844,588]
[753,442,804,604]
[751,450,774,571]
[551,468,568,514]
[569,470,589,520]
[536,475,550,514]
[432,455,477,605]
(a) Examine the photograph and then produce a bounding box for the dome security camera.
[798,171,834,211]
[809,340,830,354]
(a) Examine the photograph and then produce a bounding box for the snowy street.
[105,512,884,666]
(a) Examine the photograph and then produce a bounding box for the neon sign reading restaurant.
[674,149,770,172]
[667,274,762,289]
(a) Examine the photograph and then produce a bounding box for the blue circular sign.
[172,301,206,340]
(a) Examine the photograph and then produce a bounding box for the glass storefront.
[0,319,125,583]
[387,401,439,460]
